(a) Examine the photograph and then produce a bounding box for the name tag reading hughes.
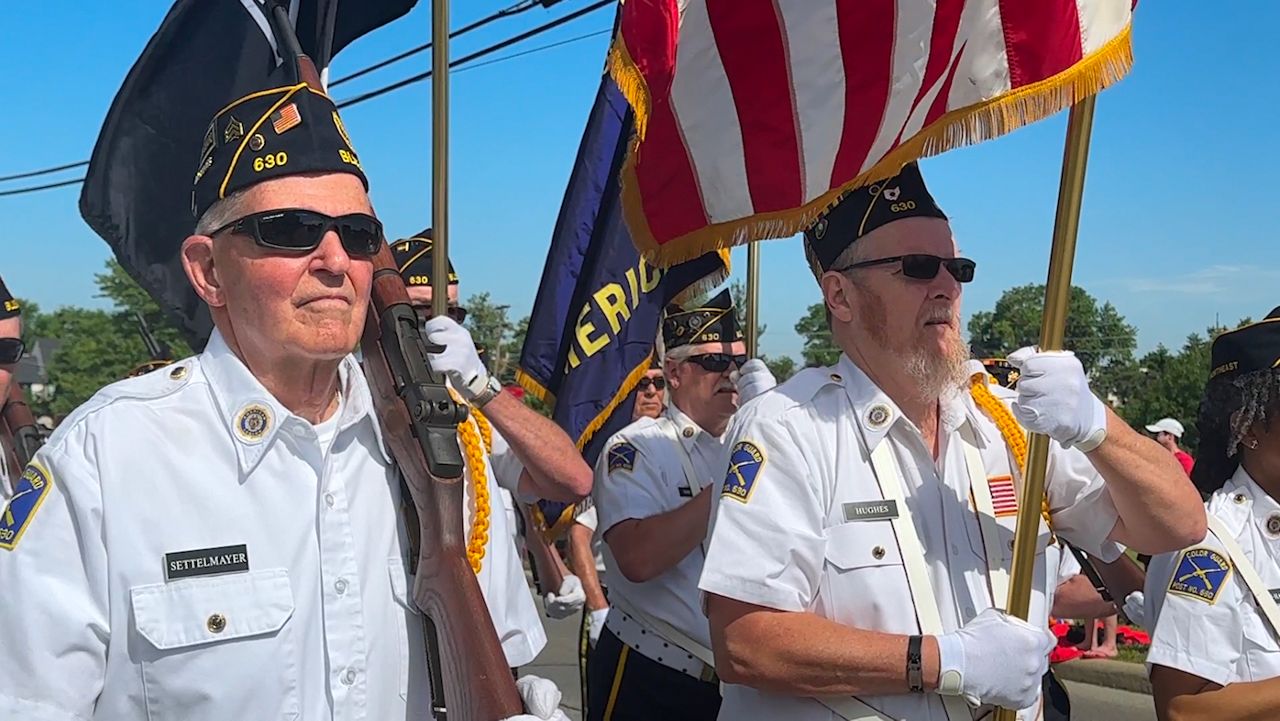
[842,500,899,523]
[164,544,250,581]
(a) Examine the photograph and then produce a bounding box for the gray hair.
[1193,367,1280,494]
[194,187,251,237]
[664,344,697,363]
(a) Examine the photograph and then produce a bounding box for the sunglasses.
[637,376,666,391]
[834,254,976,283]
[684,353,748,374]
[212,208,384,257]
[0,337,24,365]
[411,304,469,325]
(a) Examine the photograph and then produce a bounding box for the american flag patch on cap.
[271,103,302,134]
[989,475,1018,517]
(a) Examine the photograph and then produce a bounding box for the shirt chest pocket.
[130,568,299,721]
[389,558,430,707]
[821,521,916,635]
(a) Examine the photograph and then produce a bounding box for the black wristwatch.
[906,635,925,693]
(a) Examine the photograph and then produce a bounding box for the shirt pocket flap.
[131,569,294,650]
[825,520,903,570]
[388,558,421,615]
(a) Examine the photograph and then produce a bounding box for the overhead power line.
[0,0,596,185]
[0,0,613,199]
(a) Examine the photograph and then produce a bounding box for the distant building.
[14,338,60,401]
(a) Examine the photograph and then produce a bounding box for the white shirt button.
[324,493,335,508]
[343,668,358,685]
[335,578,348,595]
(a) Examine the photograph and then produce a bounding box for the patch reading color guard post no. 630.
[164,544,250,581]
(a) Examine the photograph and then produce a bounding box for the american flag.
[989,475,1018,518]
[609,0,1135,265]
[271,103,302,134]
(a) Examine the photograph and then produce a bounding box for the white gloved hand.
[1122,591,1146,627]
[509,675,572,721]
[544,575,587,619]
[734,358,777,404]
[935,608,1056,710]
[422,316,492,403]
[588,607,610,648]
[1006,346,1108,450]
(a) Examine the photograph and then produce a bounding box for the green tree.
[967,284,1136,376]
[728,279,766,343]
[95,259,194,360]
[795,302,840,367]
[463,292,517,385]
[763,355,797,382]
[1109,319,1251,451]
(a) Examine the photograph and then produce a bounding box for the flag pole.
[431,0,451,316]
[994,94,1097,721]
[745,241,761,356]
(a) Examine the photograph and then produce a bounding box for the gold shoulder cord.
[453,392,494,574]
[968,374,1053,530]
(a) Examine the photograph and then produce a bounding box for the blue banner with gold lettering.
[517,74,727,538]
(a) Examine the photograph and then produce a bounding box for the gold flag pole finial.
[993,94,1098,721]
[431,0,451,317]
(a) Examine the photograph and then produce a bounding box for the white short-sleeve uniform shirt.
[594,403,729,649]
[698,356,1123,721]
[0,330,541,721]
[1145,466,1280,686]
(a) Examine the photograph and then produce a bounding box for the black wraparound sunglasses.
[637,376,666,391]
[684,353,748,373]
[834,254,976,283]
[0,337,25,365]
[212,209,384,257]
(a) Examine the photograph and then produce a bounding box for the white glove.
[422,316,492,403]
[1006,347,1107,450]
[734,358,777,404]
[1122,591,1146,627]
[588,607,610,647]
[935,608,1056,710]
[508,675,571,721]
[544,575,586,619]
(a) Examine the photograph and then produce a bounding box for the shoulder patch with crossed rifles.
[1168,547,1233,604]
[722,441,765,504]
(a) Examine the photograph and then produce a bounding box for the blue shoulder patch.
[607,442,637,474]
[0,462,54,551]
[1168,547,1232,604]
[722,441,765,504]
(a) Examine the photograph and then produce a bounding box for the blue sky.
[1,2,1274,362]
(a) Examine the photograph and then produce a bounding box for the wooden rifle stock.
[1,382,42,473]
[362,245,523,721]
[520,503,566,597]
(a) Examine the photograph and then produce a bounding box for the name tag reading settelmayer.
[842,500,899,523]
[165,544,250,581]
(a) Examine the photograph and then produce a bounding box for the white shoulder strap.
[962,425,1011,612]
[1207,514,1280,640]
[824,440,962,721]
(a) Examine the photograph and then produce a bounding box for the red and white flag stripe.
[610,0,1135,265]
[989,475,1019,518]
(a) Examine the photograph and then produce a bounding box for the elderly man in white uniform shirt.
[1144,308,1280,720]
[0,71,571,721]
[589,289,774,721]
[697,162,1206,721]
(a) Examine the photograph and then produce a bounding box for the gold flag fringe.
[609,23,1134,268]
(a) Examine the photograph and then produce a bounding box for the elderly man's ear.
[182,236,225,308]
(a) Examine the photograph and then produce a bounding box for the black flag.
[79,0,415,346]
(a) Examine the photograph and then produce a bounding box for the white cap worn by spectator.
[1145,418,1184,438]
